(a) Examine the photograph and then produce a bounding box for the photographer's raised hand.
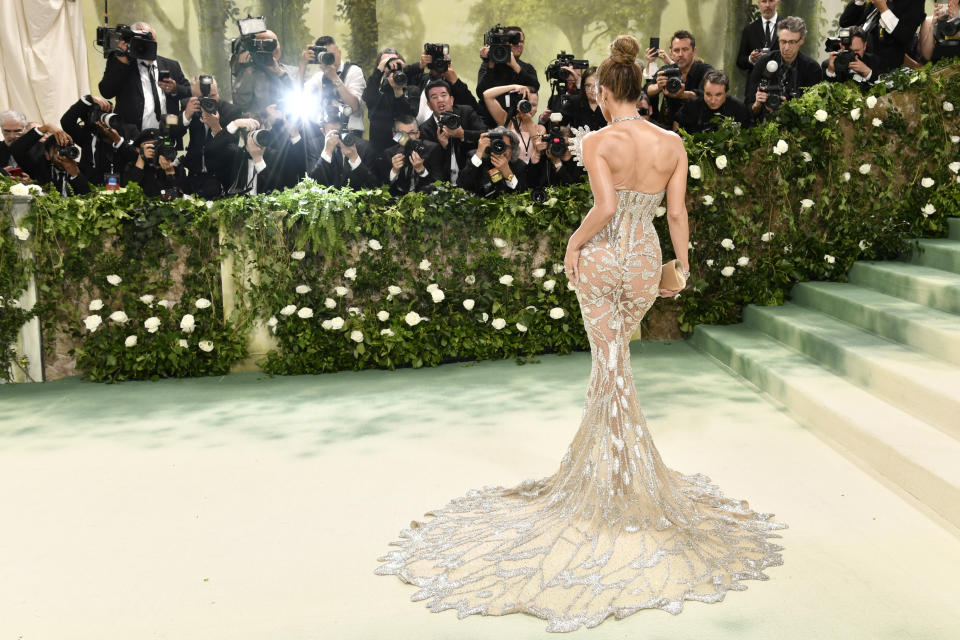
[473,132,490,159]
[38,124,71,147]
[390,153,405,173]
[410,151,425,173]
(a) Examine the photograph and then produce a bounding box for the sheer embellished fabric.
[376,190,787,632]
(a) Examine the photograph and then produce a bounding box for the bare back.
[588,120,684,194]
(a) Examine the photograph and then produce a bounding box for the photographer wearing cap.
[838,0,925,75]
[419,80,488,185]
[823,27,879,86]
[122,128,186,198]
[97,22,191,133]
[309,107,380,189]
[747,17,823,121]
[232,28,297,117]
[477,26,540,126]
[181,75,242,198]
[379,115,443,196]
[302,36,365,136]
[363,49,420,153]
[457,127,526,198]
[646,30,715,128]
[737,0,781,80]
[674,70,753,134]
[59,95,139,187]
[9,122,90,196]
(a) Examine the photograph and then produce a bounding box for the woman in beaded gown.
[376,36,787,633]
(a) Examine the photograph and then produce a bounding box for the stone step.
[743,303,960,437]
[908,238,960,274]
[948,217,960,241]
[691,324,960,530]
[848,261,960,315]
[790,282,960,367]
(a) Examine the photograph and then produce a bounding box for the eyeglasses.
[2,127,24,134]
[779,38,801,46]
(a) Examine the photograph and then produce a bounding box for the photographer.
[646,31,714,128]
[476,26,540,126]
[458,127,526,198]
[747,17,823,121]
[1,110,32,178]
[526,119,582,191]
[823,27,880,86]
[9,123,90,195]
[232,28,297,118]
[204,117,283,196]
[838,0,925,75]
[482,84,545,165]
[917,0,959,63]
[97,22,191,133]
[60,95,139,186]
[379,115,443,196]
[310,107,381,189]
[302,36,365,136]
[418,80,488,184]
[737,0,781,79]
[122,128,186,198]
[559,67,606,131]
[181,75,243,198]
[413,45,480,123]
[675,70,753,134]
[363,49,419,153]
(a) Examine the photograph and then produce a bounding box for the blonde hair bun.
[609,35,641,64]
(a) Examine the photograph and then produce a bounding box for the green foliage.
[0,195,35,381]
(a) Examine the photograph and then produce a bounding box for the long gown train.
[376,190,787,632]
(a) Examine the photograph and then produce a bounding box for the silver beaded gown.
[376,188,788,633]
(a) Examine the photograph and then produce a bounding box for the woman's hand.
[658,288,681,298]
[564,240,581,284]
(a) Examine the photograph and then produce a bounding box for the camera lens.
[393,70,407,85]
[489,138,507,154]
[517,99,532,114]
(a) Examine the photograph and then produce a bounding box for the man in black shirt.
[839,0,925,74]
[476,26,539,126]
[379,115,443,196]
[675,70,753,134]
[822,26,881,87]
[747,17,824,122]
[646,30,714,128]
[419,80,488,185]
[736,0,781,82]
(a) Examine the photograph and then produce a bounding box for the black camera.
[393,131,425,157]
[437,111,461,131]
[757,59,784,110]
[327,105,358,146]
[834,50,859,81]
[56,144,82,161]
[638,106,651,116]
[249,128,280,148]
[96,24,158,61]
[531,188,548,204]
[484,25,522,65]
[544,125,568,157]
[487,133,508,155]
[309,45,336,66]
[382,58,407,88]
[424,43,450,73]
[545,51,589,82]
[657,65,684,94]
[232,16,275,67]
[935,16,960,41]
[825,28,853,53]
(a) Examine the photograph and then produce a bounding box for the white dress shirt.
[138,60,167,130]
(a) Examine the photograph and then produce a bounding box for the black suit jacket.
[675,95,753,133]
[526,155,582,189]
[418,104,488,183]
[363,69,420,153]
[182,101,243,176]
[737,17,780,73]
[203,127,291,196]
[821,51,883,87]
[457,153,527,197]
[60,99,140,185]
[476,59,540,125]
[379,139,443,195]
[10,128,91,196]
[746,51,824,120]
[98,53,191,132]
[839,0,925,74]
[652,60,714,127]
[309,138,382,190]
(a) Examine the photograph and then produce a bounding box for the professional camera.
[95,24,158,60]
[834,50,859,81]
[486,132,508,156]
[657,65,684,94]
[309,45,336,66]
[424,43,450,73]
[381,58,407,89]
[825,28,853,53]
[393,131,425,157]
[249,128,280,148]
[935,16,960,42]
[55,144,82,162]
[544,51,589,82]
[484,24,522,65]
[757,59,784,110]
[544,124,568,158]
[437,111,461,131]
[328,105,358,146]
[83,103,120,130]
[231,16,275,67]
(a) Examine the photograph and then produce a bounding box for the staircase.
[692,218,960,533]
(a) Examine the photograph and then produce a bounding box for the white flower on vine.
[329,316,345,330]
[532,268,546,278]
[921,177,935,188]
[12,226,29,241]
[850,107,862,121]
[549,307,565,319]
[324,297,336,309]
[567,280,576,291]
[553,263,564,274]
[688,164,702,179]
[462,299,475,311]
[195,298,212,309]
[106,274,122,286]
[349,307,364,316]
[761,232,774,242]
[9,183,30,197]
[737,256,750,267]
[387,285,402,297]
[291,251,306,260]
[814,109,828,122]
[952,136,960,144]
[865,95,878,109]
[124,335,138,348]
[380,328,395,337]
[499,274,514,286]
[344,267,357,280]
[350,330,364,343]
[705,259,714,267]
[800,198,814,210]
[516,323,527,332]
[540,279,556,292]
[493,237,508,248]
[335,286,348,297]
[720,238,735,250]
[109,310,129,324]
[859,240,871,251]
[843,172,851,182]
[404,311,422,326]
[733,186,744,197]
[465,275,476,284]
[83,314,102,332]
[418,259,431,271]
[321,319,333,330]
[921,203,936,216]
[297,307,313,319]
[802,152,812,163]
[872,117,883,127]
[144,317,161,333]
[702,195,714,206]
[377,310,390,321]
[267,316,278,328]
[430,288,445,303]
[858,163,872,175]
[773,139,789,155]
[825,254,836,264]
[138,294,154,305]
[944,101,955,112]
[481,312,489,322]
[715,155,728,170]
[655,205,666,217]
[949,161,960,174]
[721,266,735,277]
[296,284,311,294]
[180,313,196,332]
[89,299,104,311]
[279,305,297,316]
[198,340,214,352]
[491,318,506,330]
[178,339,189,348]
[368,239,382,250]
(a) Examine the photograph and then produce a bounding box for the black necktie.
[144,63,163,124]
[765,21,772,47]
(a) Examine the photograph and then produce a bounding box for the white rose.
[321,319,333,330]
[865,95,878,109]
[178,339,189,348]
[773,139,789,155]
[180,313,196,332]
[426,283,438,291]
[921,177,935,188]
[814,109,828,122]
[144,317,161,333]
[418,259,431,271]
[335,286,348,297]
[705,259,714,267]
[368,239,382,250]
[553,263,564,274]
[720,238,735,250]
[549,307,565,319]
[715,155,728,170]
[404,311,422,326]
[824,254,836,264]
[430,288,445,303]
[859,240,871,251]
[858,163,872,175]
[350,330,364,343]
[377,310,390,321]
[952,136,960,144]
[949,162,960,174]
[280,305,297,316]
[344,267,357,280]
[800,198,814,210]
[737,256,750,267]
[491,318,506,330]
[499,275,514,286]
[347,306,361,316]
[106,274,122,286]
[733,186,744,197]
[12,226,30,241]
[195,298,212,309]
[843,172,851,182]
[944,101,955,112]
[721,266,735,277]
[532,268,546,279]
[516,323,528,332]
[387,285,402,296]
[138,294,154,305]
[493,237,508,248]
[158,299,173,309]
[290,251,306,260]
[297,307,314,319]
[296,284,311,294]
[850,107,862,121]
[324,297,336,309]
[89,299,104,311]
[124,335,138,348]
[463,299,475,311]
[109,310,129,324]
[481,312,489,322]
[9,183,30,197]
[83,314,102,332]
[198,340,214,352]
[330,316,345,330]
[702,195,714,206]
[921,203,936,216]
[688,164,702,179]
[380,328,395,337]
[464,275,476,284]
[567,280,576,291]
[872,117,883,127]
[655,205,666,217]
[761,232,774,242]
[267,316,278,328]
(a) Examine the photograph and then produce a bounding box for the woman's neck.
[605,100,640,121]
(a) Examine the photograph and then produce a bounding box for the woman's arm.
[482,84,524,126]
[564,133,617,282]
[664,137,690,279]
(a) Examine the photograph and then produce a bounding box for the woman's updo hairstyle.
[597,35,643,103]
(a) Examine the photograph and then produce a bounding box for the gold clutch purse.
[660,259,687,291]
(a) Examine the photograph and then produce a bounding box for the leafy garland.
[1,63,957,382]
[0,194,36,381]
